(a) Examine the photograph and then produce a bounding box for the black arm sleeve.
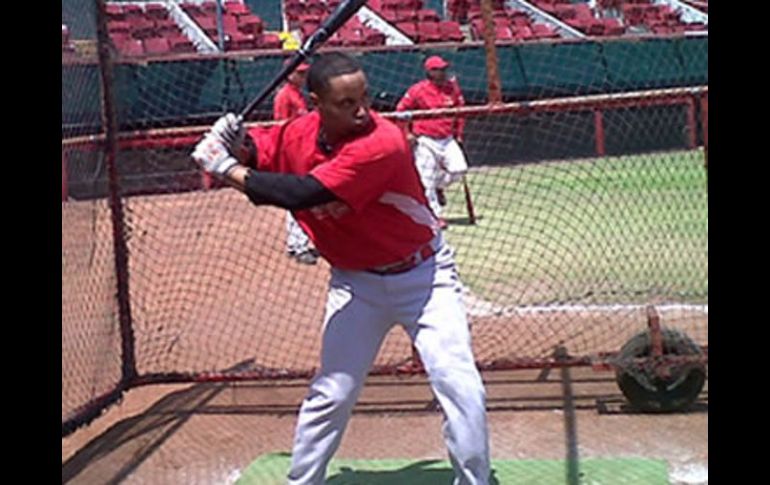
[243,170,338,210]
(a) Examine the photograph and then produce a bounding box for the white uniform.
[287,237,490,485]
[414,135,469,217]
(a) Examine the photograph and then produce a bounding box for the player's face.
[312,70,371,141]
[288,70,307,88]
[427,68,447,85]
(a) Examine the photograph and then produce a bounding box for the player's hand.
[406,132,417,148]
[210,113,245,154]
[191,134,239,177]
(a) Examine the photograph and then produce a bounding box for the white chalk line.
[463,289,708,318]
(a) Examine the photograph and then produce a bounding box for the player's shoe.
[294,250,319,265]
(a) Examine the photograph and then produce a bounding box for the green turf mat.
[236,452,669,484]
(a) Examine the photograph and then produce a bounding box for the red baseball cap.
[424,55,449,70]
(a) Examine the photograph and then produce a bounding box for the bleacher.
[65,0,708,61]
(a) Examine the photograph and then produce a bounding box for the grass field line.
[462,288,708,318]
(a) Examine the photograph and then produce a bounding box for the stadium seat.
[494,25,514,41]
[129,18,157,39]
[222,14,239,35]
[108,20,131,35]
[531,23,559,39]
[224,1,250,17]
[438,20,465,42]
[144,37,171,55]
[418,21,443,43]
[396,7,418,22]
[514,25,534,40]
[511,15,532,29]
[340,29,367,47]
[155,18,180,37]
[601,18,624,36]
[258,33,282,49]
[169,35,196,53]
[200,1,218,14]
[238,14,264,36]
[417,9,440,22]
[105,4,125,21]
[123,4,144,20]
[396,21,418,40]
[364,31,387,46]
[118,38,145,56]
[380,10,399,24]
[145,4,168,20]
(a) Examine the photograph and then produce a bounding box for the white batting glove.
[191,134,239,177]
[210,113,245,154]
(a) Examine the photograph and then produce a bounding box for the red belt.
[367,243,436,275]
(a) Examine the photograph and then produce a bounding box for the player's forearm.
[222,166,337,210]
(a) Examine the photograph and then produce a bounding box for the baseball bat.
[462,176,477,225]
[239,0,368,120]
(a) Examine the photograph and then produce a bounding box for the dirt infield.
[63,188,707,483]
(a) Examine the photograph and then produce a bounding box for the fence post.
[594,108,606,157]
[95,0,137,384]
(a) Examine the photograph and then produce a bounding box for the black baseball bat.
[239,0,368,120]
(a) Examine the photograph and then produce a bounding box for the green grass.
[442,150,708,305]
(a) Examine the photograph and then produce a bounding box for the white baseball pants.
[287,238,490,485]
[414,136,469,217]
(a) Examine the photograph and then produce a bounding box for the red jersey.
[247,111,437,270]
[273,83,308,120]
[396,77,466,140]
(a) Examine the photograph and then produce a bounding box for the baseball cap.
[424,55,449,70]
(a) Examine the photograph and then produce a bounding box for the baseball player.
[396,55,469,229]
[192,53,490,485]
[274,60,319,265]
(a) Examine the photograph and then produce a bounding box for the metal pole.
[94,0,137,384]
[480,0,503,104]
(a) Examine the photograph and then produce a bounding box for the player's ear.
[309,92,321,109]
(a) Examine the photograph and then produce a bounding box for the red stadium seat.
[396,7,418,22]
[118,38,144,56]
[155,18,180,36]
[200,1,218,14]
[438,20,465,42]
[340,29,367,47]
[494,25,514,40]
[105,4,125,21]
[130,17,157,39]
[418,21,442,43]
[396,21,418,40]
[169,35,196,53]
[364,31,386,46]
[514,26,534,40]
[145,4,168,20]
[601,18,625,36]
[222,14,239,35]
[123,4,143,20]
[511,15,531,28]
[238,14,264,36]
[224,1,250,17]
[531,23,559,39]
[144,37,171,55]
[258,33,282,49]
[108,20,131,35]
[380,10,399,24]
[417,9,440,22]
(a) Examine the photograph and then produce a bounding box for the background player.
[192,52,490,485]
[273,60,319,265]
[397,55,469,229]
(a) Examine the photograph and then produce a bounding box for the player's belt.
[367,241,438,276]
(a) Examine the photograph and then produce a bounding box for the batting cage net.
[62,0,707,434]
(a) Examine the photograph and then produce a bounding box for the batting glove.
[191,134,239,177]
[210,113,245,154]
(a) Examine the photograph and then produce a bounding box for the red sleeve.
[247,124,284,171]
[309,138,401,213]
[396,84,419,111]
